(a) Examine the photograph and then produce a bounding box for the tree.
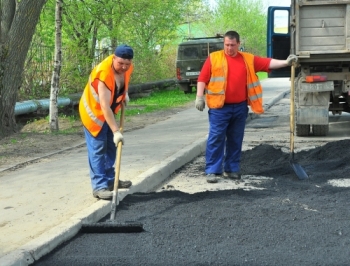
[62,0,99,75]
[179,0,210,39]
[0,0,210,138]
[49,0,62,131]
[122,0,191,81]
[201,0,267,56]
[0,0,48,137]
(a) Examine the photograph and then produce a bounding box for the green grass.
[125,88,196,116]
[257,72,268,80]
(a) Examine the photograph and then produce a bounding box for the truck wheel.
[296,124,310,136]
[312,125,329,136]
[179,83,192,94]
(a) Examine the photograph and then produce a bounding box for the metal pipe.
[15,98,72,116]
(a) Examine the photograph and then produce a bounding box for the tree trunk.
[50,0,63,132]
[0,0,47,138]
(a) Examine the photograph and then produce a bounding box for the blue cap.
[114,44,133,59]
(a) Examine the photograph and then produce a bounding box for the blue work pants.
[206,102,248,174]
[83,123,116,192]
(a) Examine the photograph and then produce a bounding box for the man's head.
[114,44,134,59]
[223,31,240,57]
[113,44,133,73]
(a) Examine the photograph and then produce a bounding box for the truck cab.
[175,35,224,93]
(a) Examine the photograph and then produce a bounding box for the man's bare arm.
[98,81,119,132]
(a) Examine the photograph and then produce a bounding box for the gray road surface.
[32,85,350,266]
[6,78,350,265]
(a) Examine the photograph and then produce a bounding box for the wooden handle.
[114,102,125,189]
[110,102,126,220]
[290,63,295,156]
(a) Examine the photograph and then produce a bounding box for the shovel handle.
[290,63,295,156]
[110,103,125,221]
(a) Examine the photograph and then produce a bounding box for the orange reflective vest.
[79,54,133,137]
[205,50,264,114]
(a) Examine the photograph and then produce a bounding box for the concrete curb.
[264,90,289,110]
[0,138,207,266]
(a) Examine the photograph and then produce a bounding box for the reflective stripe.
[210,76,225,82]
[205,89,225,95]
[248,93,262,101]
[88,76,100,103]
[247,80,261,89]
[83,97,104,127]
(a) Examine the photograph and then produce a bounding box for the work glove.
[113,130,124,146]
[286,54,298,66]
[195,96,205,111]
[124,93,129,106]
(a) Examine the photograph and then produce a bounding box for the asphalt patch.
[33,140,350,265]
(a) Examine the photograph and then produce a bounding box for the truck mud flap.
[297,108,328,125]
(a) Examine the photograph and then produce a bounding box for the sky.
[263,0,291,7]
[208,0,291,11]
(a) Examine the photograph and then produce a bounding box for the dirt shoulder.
[0,102,193,171]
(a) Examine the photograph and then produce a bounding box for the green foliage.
[117,0,198,83]
[200,0,267,56]
[176,0,212,40]
[19,0,205,101]
[21,0,56,100]
[34,0,56,47]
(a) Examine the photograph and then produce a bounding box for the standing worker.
[195,30,298,183]
[79,44,134,200]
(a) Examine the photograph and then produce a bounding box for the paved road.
[7,77,349,265]
[31,80,350,266]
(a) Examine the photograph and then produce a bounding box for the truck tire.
[296,124,310,136]
[312,125,329,136]
[179,83,193,94]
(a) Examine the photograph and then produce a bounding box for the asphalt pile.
[241,139,350,181]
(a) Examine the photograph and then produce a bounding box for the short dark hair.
[224,31,240,42]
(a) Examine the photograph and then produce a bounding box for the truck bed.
[295,0,350,57]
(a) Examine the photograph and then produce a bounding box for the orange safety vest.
[79,54,133,137]
[205,50,264,114]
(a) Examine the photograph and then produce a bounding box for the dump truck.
[175,35,224,93]
[267,0,350,136]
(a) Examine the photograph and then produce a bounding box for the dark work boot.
[108,180,132,191]
[223,172,241,180]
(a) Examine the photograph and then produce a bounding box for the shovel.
[81,102,144,233]
[289,62,308,180]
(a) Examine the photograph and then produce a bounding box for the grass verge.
[124,88,196,116]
